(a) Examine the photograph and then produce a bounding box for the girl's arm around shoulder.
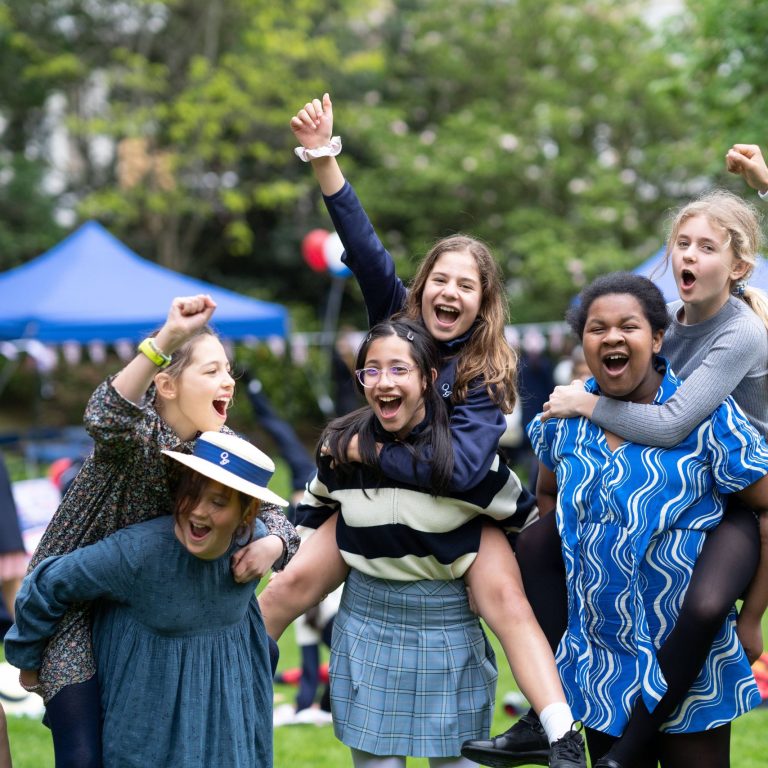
[379,382,506,492]
[541,380,598,423]
[254,504,300,571]
[592,318,766,447]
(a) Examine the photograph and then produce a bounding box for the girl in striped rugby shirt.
[295,318,579,768]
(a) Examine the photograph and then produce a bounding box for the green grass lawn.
[6,615,768,768]
[5,460,768,765]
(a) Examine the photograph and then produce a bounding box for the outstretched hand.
[290,93,334,149]
[726,144,768,194]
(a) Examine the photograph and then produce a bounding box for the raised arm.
[291,93,406,326]
[290,93,345,196]
[112,294,216,405]
[545,319,765,447]
[726,144,768,195]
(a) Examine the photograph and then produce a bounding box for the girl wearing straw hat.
[5,431,287,768]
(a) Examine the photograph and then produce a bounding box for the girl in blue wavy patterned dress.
[493,189,768,768]
[6,432,288,768]
[527,272,768,768]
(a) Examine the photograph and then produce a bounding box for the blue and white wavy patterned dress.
[527,358,766,736]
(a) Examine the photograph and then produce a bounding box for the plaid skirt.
[330,570,497,757]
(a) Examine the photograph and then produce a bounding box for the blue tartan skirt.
[330,570,497,757]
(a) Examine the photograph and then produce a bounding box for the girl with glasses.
[298,318,549,768]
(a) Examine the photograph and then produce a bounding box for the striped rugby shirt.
[296,450,536,581]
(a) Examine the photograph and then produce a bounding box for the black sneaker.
[593,758,623,768]
[548,727,586,768]
[461,711,549,767]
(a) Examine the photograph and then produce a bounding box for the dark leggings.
[45,677,102,768]
[516,500,760,767]
[585,722,732,768]
[296,617,334,711]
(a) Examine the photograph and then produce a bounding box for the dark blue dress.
[6,516,272,767]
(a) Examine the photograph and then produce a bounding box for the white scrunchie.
[294,136,342,162]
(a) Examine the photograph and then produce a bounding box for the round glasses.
[355,365,414,387]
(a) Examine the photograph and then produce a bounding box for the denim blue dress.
[6,516,272,768]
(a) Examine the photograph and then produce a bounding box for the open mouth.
[602,353,629,374]
[189,521,211,541]
[680,269,696,289]
[376,395,402,419]
[213,399,228,417]
[434,305,460,325]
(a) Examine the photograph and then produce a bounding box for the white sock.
[350,749,405,768]
[538,701,574,744]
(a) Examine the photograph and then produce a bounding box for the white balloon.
[323,231,352,277]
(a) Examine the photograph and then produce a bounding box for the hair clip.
[406,330,415,341]
[365,332,373,343]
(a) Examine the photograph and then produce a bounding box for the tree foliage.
[0,0,764,325]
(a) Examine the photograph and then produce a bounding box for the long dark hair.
[319,318,455,495]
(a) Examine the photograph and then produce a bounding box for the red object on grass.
[753,652,768,704]
[274,663,330,685]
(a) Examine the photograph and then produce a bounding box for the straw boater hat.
[163,431,289,508]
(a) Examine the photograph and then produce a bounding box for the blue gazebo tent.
[0,221,288,343]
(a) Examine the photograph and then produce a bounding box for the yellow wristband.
[138,337,172,368]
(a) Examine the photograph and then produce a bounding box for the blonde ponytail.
[740,285,768,331]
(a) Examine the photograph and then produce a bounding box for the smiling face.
[671,214,748,324]
[581,293,664,403]
[156,334,235,440]
[174,479,254,560]
[420,250,482,343]
[362,335,428,439]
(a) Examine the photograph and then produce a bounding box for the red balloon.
[301,229,329,272]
